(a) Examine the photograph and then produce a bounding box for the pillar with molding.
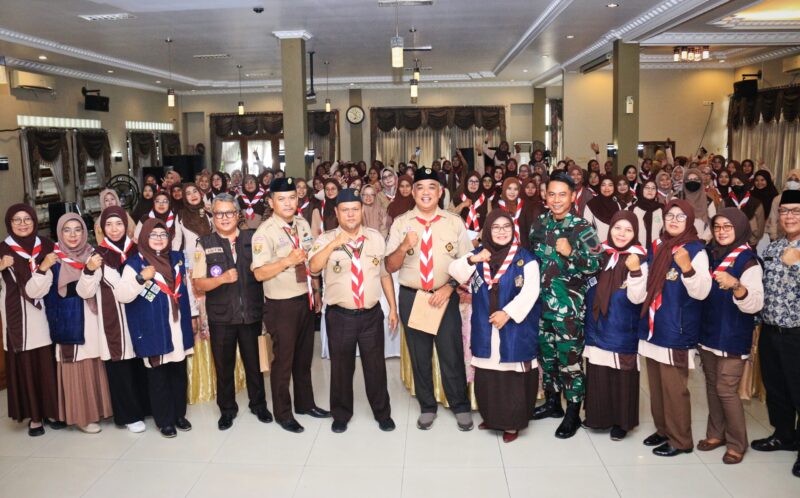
[612,39,640,175]
[274,30,312,179]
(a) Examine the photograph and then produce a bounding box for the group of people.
[2,142,799,479]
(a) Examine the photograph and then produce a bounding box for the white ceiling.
[0,0,799,94]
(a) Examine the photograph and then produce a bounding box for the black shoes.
[610,425,627,441]
[27,422,45,437]
[45,419,67,430]
[793,454,800,478]
[252,407,274,424]
[296,406,331,419]
[331,420,348,433]
[175,417,192,432]
[160,425,177,438]
[532,392,565,420]
[555,402,582,439]
[653,442,693,457]
[279,418,305,433]
[379,418,396,432]
[751,435,798,452]
[643,432,669,447]
[218,414,235,431]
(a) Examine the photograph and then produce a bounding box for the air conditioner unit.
[10,70,55,92]
[783,54,800,74]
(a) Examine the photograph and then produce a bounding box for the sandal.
[722,450,744,464]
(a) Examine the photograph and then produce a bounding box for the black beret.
[780,189,800,205]
[270,177,296,192]
[413,167,442,184]
[336,188,362,205]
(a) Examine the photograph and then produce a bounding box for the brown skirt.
[474,367,538,431]
[584,362,640,431]
[5,345,59,423]
[57,358,114,427]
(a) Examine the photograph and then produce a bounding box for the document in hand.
[407,289,447,335]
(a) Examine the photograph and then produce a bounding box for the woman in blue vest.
[698,207,763,464]
[584,211,647,441]
[633,199,712,457]
[115,218,194,438]
[449,210,541,444]
[27,213,112,433]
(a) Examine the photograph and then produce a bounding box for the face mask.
[786,180,800,191]
[732,185,748,197]
[684,181,702,193]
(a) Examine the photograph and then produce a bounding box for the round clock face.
[346,106,364,125]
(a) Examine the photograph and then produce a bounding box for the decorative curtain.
[129,131,157,176]
[549,99,563,162]
[160,132,182,157]
[25,128,71,191]
[75,129,111,186]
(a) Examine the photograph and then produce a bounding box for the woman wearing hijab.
[295,178,315,226]
[740,159,756,182]
[132,183,156,222]
[671,165,685,193]
[116,219,195,438]
[95,188,136,242]
[655,171,675,204]
[361,184,390,238]
[208,171,229,202]
[614,175,637,210]
[679,168,716,241]
[134,190,176,243]
[491,178,531,250]
[367,166,381,187]
[521,178,544,218]
[765,168,800,241]
[724,172,765,246]
[386,175,415,226]
[584,211,648,440]
[751,170,779,222]
[448,210,541,443]
[27,214,112,433]
[698,208,764,464]
[376,168,398,211]
[0,205,64,436]
[311,179,341,235]
[481,140,519,168]
[631,178,664,248]
[238,174,269,230]
[568,164,593,217]
[451,171,489,244]
[77,207,149,433]
[630,199,712,457]
[714,170,732,199]
[584,177,622,243]
[481,173,497,205]
[623,164,641,195]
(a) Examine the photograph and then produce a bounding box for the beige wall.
[564,68,735,165]
[0,73,177,238]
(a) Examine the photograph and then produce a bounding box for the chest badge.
[210,265,223,277]
[372,257,380,266]
[516,259,524,267]
[407,248,414,256]
[514,275,524,288]
[445,242,454,252]
[666,268,679,281]
[333,262,342,273]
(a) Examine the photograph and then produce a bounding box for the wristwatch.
[135,273,146,285]
[447,278,459,289]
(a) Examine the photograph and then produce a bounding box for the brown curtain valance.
[370,106,506,133]
[75,129,111,183]
[26,128,71,190]
[728,85,800,131]
[160,132,182,157]
[129,131,157,176]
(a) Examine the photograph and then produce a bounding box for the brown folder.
[407,290,447,335]
[258,334,273,373]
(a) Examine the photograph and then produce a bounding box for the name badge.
[514,275,524,288]
[205,247,224,255]
[666,268,679,281]
[587,276,598,288]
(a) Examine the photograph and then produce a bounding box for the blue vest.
[470,247,541,362]
[44,262,86,345]
[585,277,642,354]
[124,252,194,358]
[700,248,758,356]
[637,240,705,349]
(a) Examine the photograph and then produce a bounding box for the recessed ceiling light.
[523,69,528,73]
[38,55,47,60]
[155,80,162,83]
[107,70,114,74]
[542,55,549,59]
[719,59,726,63]
[350,83,355,86]
[510,79,515,82]
[433,80,439,83]
[566,35,575,39]
[191,89,196,92]
[606,3,618,7]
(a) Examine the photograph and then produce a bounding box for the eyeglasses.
[491,224,514,233]
[11,217,34,226]
[664,213,688,222]
[712,224,735,233]
[467,179,480,185]
[643,185,657,191]
[149,233,169,240]
[778,207,800,217]
[381,174,394,180]
[154,199,170,205]
[213,211,238,219]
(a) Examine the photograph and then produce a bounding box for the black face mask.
[684,181,702,193]
[732,185,748,197]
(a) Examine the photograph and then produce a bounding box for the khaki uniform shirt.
[309,227,389,310]
[251,215,314,299]
[386,206,472,290]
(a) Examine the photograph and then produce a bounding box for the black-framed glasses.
[149,233,169,240]
[664,213,688,222]
[213,211,238,219]
[491,224,514,233]
[11,217,34,226]
[712,224,735,233]
[778,207,800,217]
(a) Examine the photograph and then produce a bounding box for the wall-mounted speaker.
[84,94,110,112]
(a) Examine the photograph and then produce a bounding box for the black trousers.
[105,358,150,426]
[760,325,800,443]
[209,321,267,416]
[146,360,187,429]
[326,305,391,423]
[264,295,317,422]
[398,286,469,414]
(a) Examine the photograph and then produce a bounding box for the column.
[274,30,312,179]
[612,39,639,175]
[349,88,363,161]
[532,87,547,144]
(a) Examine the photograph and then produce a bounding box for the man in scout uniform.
[308,188,399,434]
[529,172,601,439]
[385,167,474,431]
[252,177,329,433]
[192,193,271,431]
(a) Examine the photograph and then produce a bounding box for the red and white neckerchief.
[318,199,327,234]
[711,244,750,278]
[600,243,646,271]
[297,198,310,216]
[728,191,750,209]
[3,236,42,272]
[282,226,314,309]
[148,210,175,229]
[487,193,496,204]
[345,235,366,309]
[53,244,85,270]
[482,241,519,290]
[382,189,396,202]
[498,199,523,242]
[151,261,182,307]
[574,188,585,208]
[99,237,134,264]
[647,238,685,340]
[639,171,651,183]
[417,215,441,291]
[240,190,265,220]
[461,193,485,231]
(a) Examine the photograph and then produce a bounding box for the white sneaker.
[79,423,102,434]
[126,421,146,433]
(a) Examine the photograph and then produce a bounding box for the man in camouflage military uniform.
[529,172,600,439]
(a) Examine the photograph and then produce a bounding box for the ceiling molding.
[642,31,800,46]
[272,30,313,40]
[492,0,574,75]
[733,45,800,67]
[3,57,165,92]
[709,16,800,30]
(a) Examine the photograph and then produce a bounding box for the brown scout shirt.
[251,214,314,300]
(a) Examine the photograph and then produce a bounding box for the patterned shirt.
[529,211,601,321]
[762,237,800,328]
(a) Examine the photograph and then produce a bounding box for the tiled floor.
[1,339,798,498]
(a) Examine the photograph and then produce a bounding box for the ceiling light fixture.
[107,69,114,73]
[523,69,528,73]
[719,59,726,63]
[674,46,711,63]
[237,64,245,115]
[673,47,680,62]
[324,60,331,113]
[38,55,47,60]
[390,1,404,68]
[155,80,161,84]
[606,3,618,8]
[566,35,575,39]
[165,38,175,107]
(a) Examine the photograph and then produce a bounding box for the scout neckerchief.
[148,210,175,229]
[647,238,685,339]
[728,190,750,209]
[574,187,585,208]
[4,236,42,272]
[711,244,750,278]
[341,234,367,308]
[482,241,518,290]
[498,199,523,243]
[53,243,86,270]
[318,199,327,234]
[416,215,442,291]
[462,193,485,231]
[601,242,646,271]
[99,236,134,264]
[241,189,265,220]
[297,198,310,215]
[282,225,314,309]
[141,253,182,308]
